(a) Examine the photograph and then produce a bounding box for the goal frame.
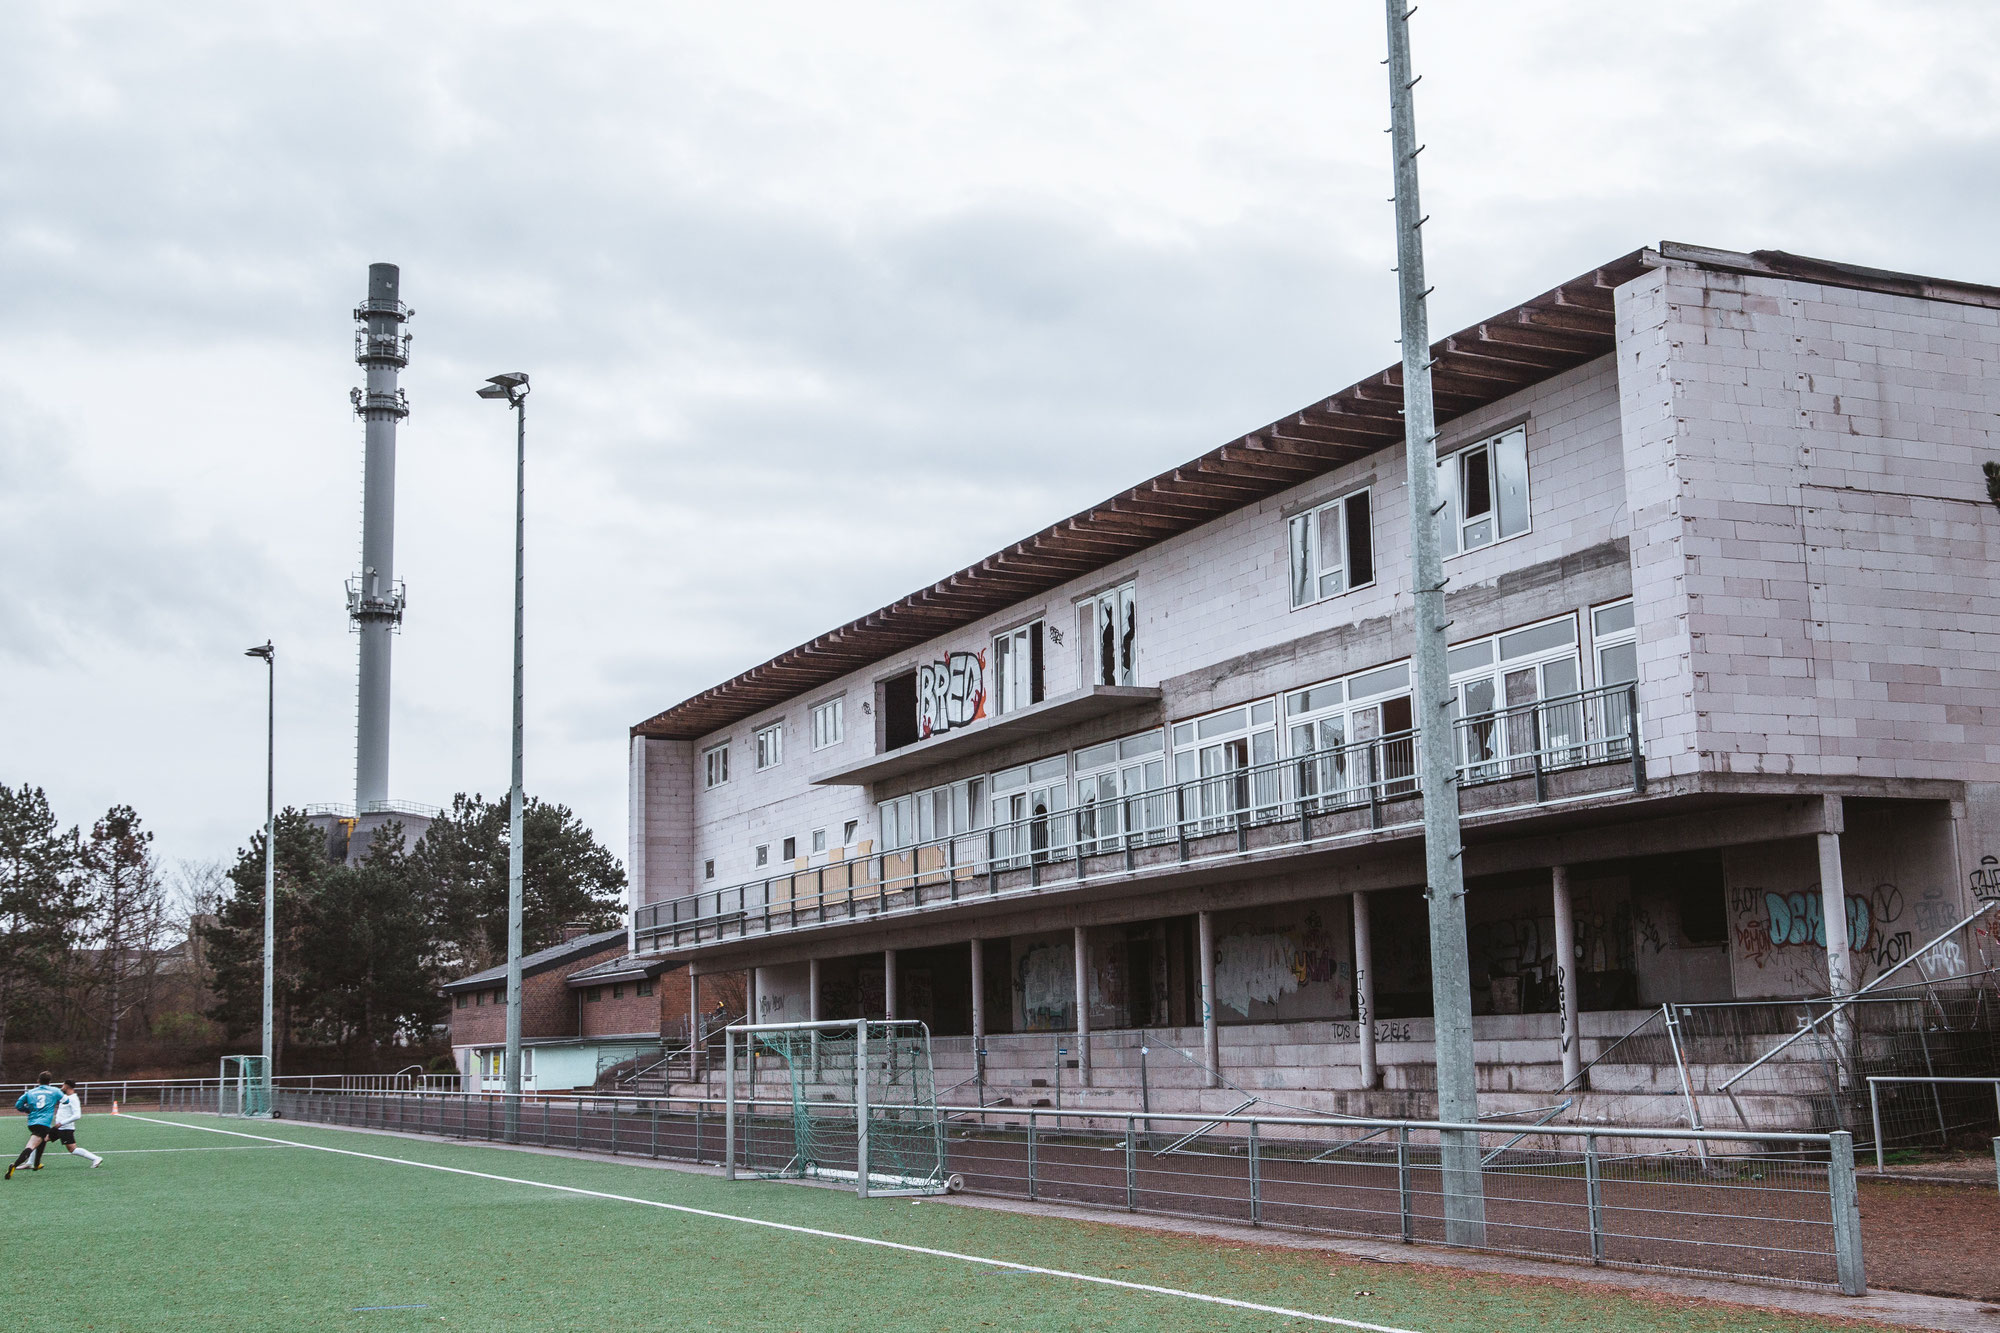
[219,1054,273,1118]
[721,1017,948,1198]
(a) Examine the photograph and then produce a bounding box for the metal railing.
[639,683,1643,950]
[3,1071,461,1106]
[220,1087,1859,1294]
[1867,1076,2000,1169]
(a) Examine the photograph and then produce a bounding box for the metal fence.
[4,1072,461,1108]
[234,1088,1860,1294]
[637,683,1643,951]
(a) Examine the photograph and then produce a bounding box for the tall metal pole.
[1383,0,1484,1242]
[478,371,531,1139]
[244,641,276,1094]
[262,648,276,1079]
[506,389,527,1123]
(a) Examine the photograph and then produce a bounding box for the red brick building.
[444,928,683,1091]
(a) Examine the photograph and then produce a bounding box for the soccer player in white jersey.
[38,1081,103,1169]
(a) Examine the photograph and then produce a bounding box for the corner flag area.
[16,1112,1897,1332]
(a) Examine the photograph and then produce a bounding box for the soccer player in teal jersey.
[7,1072,62,1179]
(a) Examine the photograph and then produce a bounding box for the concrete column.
[1197,910,1219,1089]
[969,938,986,1065]
[807,958,822,1023]
[687,969,701,1077]
[883,949,898,1020]
[748,967,761,1025]
[1352,891,1378,1090]
[1073,926,1091,1087]
[1551,865,1582,1090]
[1819,824,1856,1083]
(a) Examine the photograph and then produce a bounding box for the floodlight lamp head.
[477,371,529,404]
[244,641,274,662]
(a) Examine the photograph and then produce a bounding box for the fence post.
[1829,1130,1867,1296]
[1584,1132,1604,1265]
[651,1100,660,1159]
[694,1105,704,1163]
[1397,1124,1412,1243]
[1248,1120,1261,1227]
[1027,1112,1037,1202]
[575,1099,583,1152]
[1870,1080,1885,1173]
[725,1030,738,1181]
[1992,1137,2000,1194]
[610,1101,620,1156]
[1128,1104,1144,1208]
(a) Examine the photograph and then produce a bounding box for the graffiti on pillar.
[916,651,986,740]
[1214,911,1341,1017]
[1971,855,2000,902]
[1730,880,1915,989]
[1016,939,1074,1032]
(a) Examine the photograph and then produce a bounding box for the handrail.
[639,681,1643,947]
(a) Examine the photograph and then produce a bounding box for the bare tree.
[80,807,171,1078]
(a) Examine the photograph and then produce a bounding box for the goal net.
[724,1019,949,1197]
[218,1055,272,1118]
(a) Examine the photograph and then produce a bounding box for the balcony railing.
[636,682,1643,952]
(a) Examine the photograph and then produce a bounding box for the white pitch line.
[103,1145,296,1154]
[122,1114,1421,1333]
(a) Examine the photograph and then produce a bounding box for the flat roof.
[630,243,2000,744]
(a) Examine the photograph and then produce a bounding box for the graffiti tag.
[917,650,987,740]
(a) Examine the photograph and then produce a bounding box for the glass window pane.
[1318,717,1345,750]
[1172,722,1194,747]
[1463,676,1496,715]
[1250,701,1275,727]
[1118,585,1137,686]
[1119,731,1163,758]
[1499,617,1577,661]
[1447,641,1493,676]
[1435,456,1457,557]
[1463,516,1493,549]
[1494,427,1530,538]
[1316,502,1342,588]
[1349,663,1410,699]
[992,765,1028,792]
[1599,641,1638,685]
[1290,723,1315,754]
[1288,513,1313,607]
[1251,731,1276,765]
[1197,709,1246,740]
[1541,657,1579,699]
[1029,756,1068,783]
[1593,600,1635,637]
[1076,741,1118,772]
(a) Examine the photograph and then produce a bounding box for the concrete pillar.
[1820,822,1856,1083]
[748,967,761,1025]
[1197,910,1219,1089]
[969,938,986,1070]
[807,958,822,1023]
[883,948,898,1020]
[1073,925,1091,1087]
[1551,865,1582,1090]
[1352,891,1378,1090]
[687,969,701,1077]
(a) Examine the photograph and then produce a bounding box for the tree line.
[1,783,626,1078]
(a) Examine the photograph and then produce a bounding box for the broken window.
[1287,489,1374,609]
[993,620,1044,715]
[1437,426,1530,556]
[702,743,729,789]
[1078,582,1138,687]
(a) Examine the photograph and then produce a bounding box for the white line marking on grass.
[106,1145,295,1154]
[107,1136,296,1144]
[123,1115,1420,1333]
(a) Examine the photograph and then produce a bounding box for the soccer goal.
[218,1055,273,1118]
[722,1018,953,1198]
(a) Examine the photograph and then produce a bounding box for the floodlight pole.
[478,372,531,1139]
[244,642,276,1084]
[1384,0,1484,1242]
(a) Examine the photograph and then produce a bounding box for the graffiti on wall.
[1730,881,1915,987]
[1215,911,1342,1017]
[1016,939,1073,1032]
[917,651,986,740]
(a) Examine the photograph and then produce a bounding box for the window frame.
[811,827,828,855]
[703,858,715,881]
[1077,581,1138,687]
[992,619,1045,717]
[754,721,784,771]
[1591,597,1638,689]
[1287,487,1375,610]
[754,843,769,869]
[811,697,845,750]
[1436,425,1531,558]
[636,979,654,998]
[781,835,797,861]
[702,742,729,789]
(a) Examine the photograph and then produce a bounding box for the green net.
[742,1021,946,1196]
[219,1055,272,1118]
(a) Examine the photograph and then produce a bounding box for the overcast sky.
[4,1,1997,879]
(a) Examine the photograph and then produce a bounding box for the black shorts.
[48,1129,75,1146]
[26,1124,55,1140]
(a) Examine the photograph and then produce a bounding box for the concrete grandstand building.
[622,243,2000,1129]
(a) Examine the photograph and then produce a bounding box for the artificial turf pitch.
[3,1112,1869,1332]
